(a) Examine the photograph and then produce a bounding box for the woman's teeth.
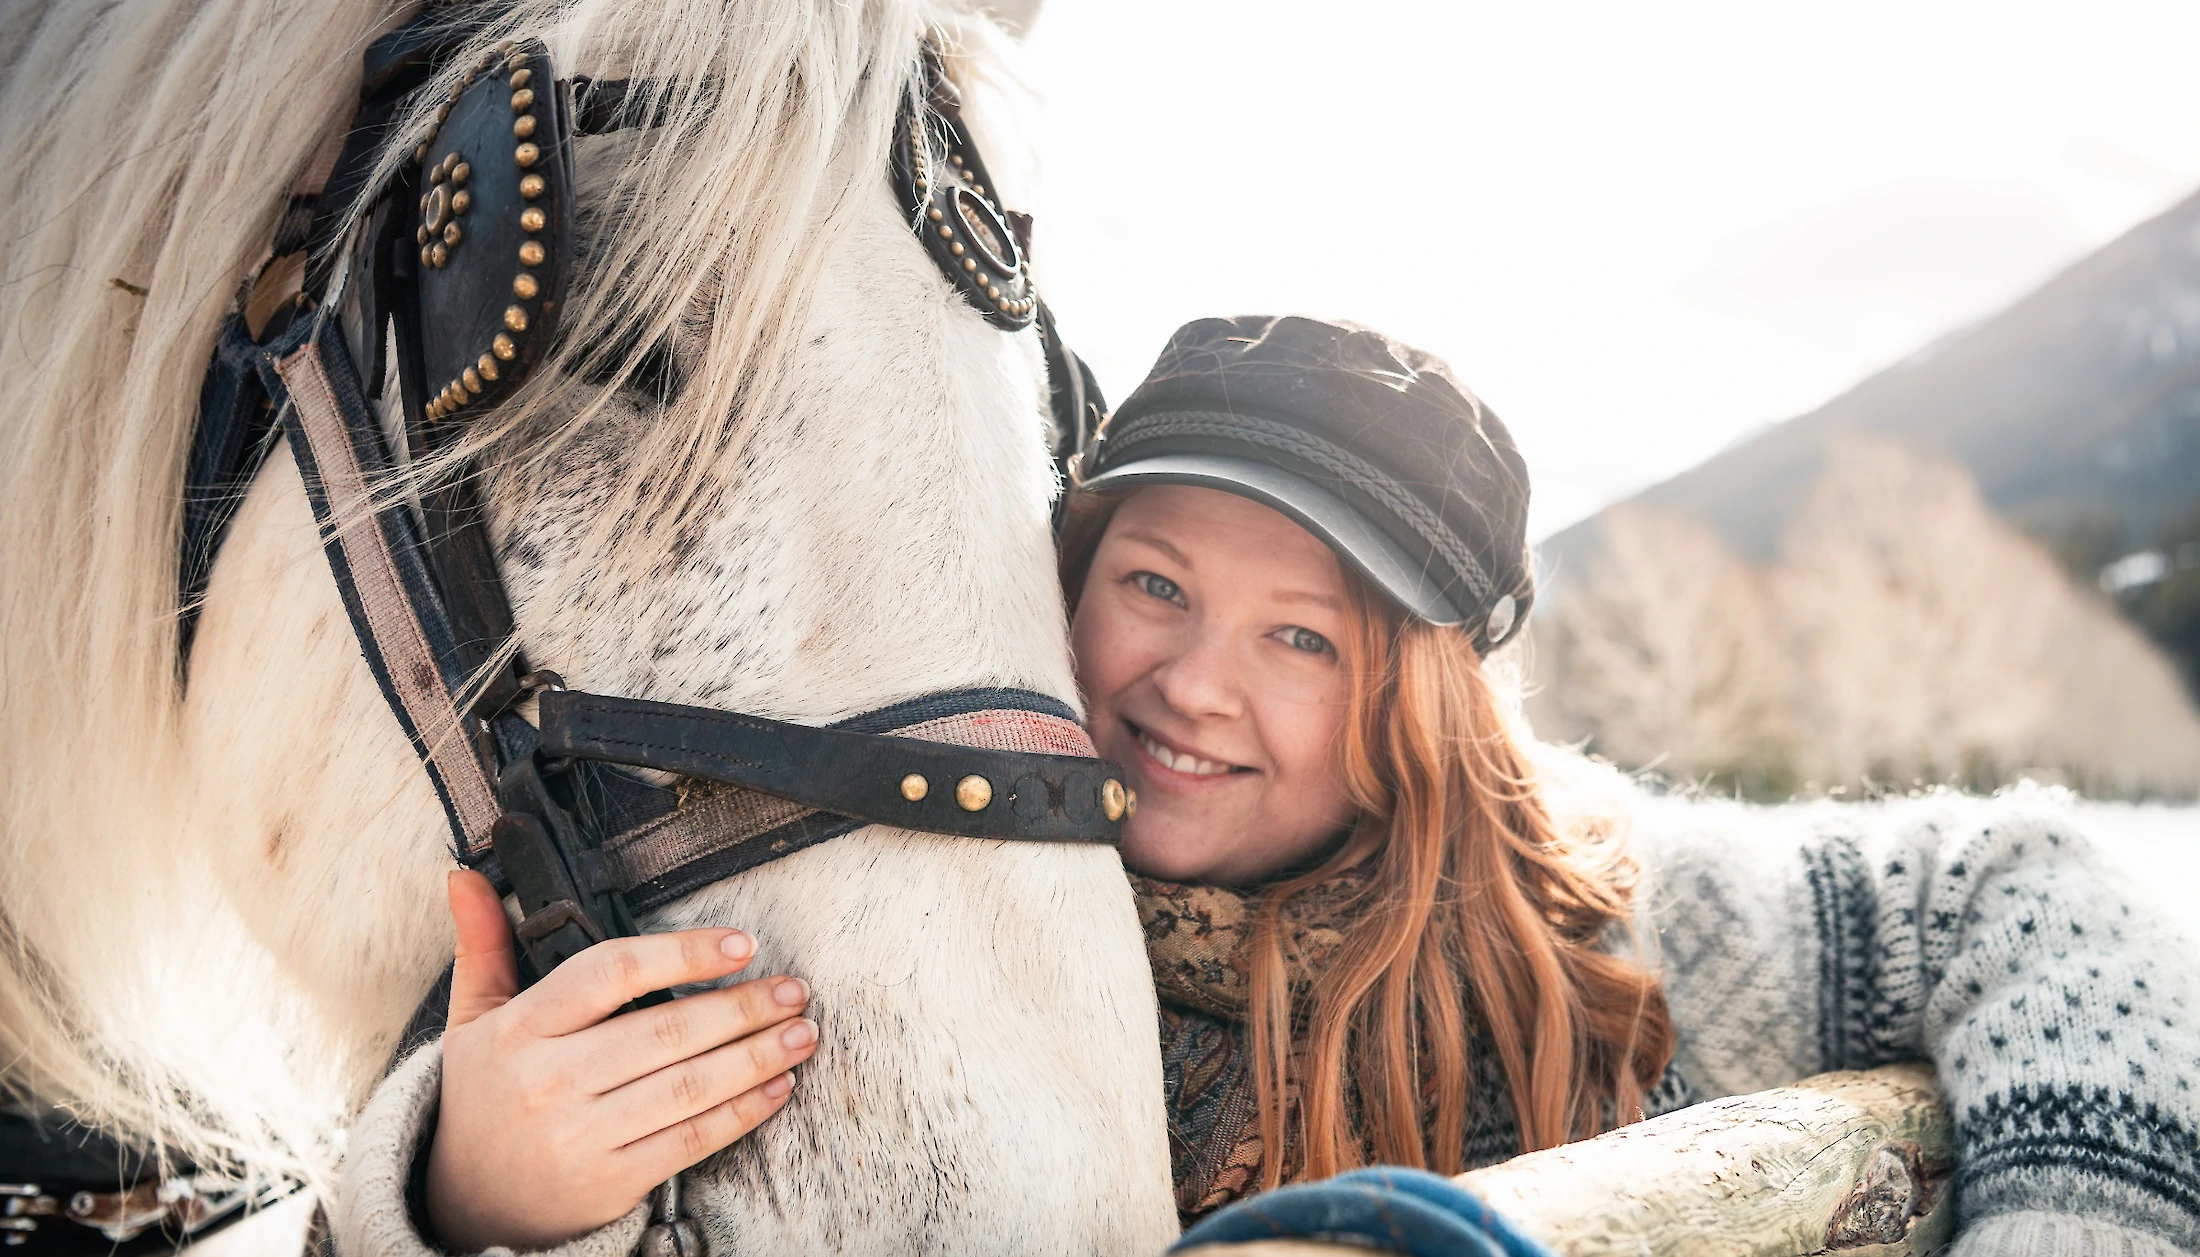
[1138,730,1236,777]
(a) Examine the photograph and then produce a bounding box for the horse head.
[0,0,1174,1250]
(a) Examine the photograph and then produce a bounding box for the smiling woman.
[1045,317,2200,1257]
[1053,317,1674,1217]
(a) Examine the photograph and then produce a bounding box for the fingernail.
[772,977,808,1007]
[762,1073,793,1099]
[781,1018,817,1049]
[720,932,753,962]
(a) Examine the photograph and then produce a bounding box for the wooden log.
[1179,1064,1954,1257]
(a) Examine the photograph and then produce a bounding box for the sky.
[1016,1,2200,540]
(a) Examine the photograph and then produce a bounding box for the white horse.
[0,0,1177,1251]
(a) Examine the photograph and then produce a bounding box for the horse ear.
[981,0,1046,39]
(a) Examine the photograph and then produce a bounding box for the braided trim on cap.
[1102,410,1494,606]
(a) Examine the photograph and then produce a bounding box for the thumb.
[446,868,521,1029]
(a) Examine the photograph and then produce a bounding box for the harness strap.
[0,1110,279,1255]
[275,325,504,851]
[557,690,1123,911]
[544,691,1122,844]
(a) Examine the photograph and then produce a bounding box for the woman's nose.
[1149,627,1246,722]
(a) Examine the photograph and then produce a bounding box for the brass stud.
[927,207,944,222]
[986,286,1000,300]
[509,67,533,89]
[463,367,483,394]
[949,242,964,257]
[442,222,461,246]
[419,244,436,268]
[1125,788,1137,816]
[512,272,539,300]
[506,56,527,75]
[504,305,529,332]
[426,399,442,422]
[516,142,540,168]
[492,333,517,361]
[954,775,992,812]
[429,164,447,186]
[478,353,500,381]
[520,173,545,199]
[937,225,953,239]
[520,207,546,233]
[518,240,545,266]
[900,773,929,802]
[414,143,429,163]
[950,153,964,166]
[430,241,448,268]
[451,189,472,215]
[415,224,430,246]
[452,161,472,184]
[962,258,977,272]
[513,114,537,139]
[442,151,460,176]
[436,103,451,123]
[1100,778,1126,822]
[510,88,534,113]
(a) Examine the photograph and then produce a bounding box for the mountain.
[1540,185,2200,694]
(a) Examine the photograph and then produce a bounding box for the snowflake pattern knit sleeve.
[1626,788,2198,1256]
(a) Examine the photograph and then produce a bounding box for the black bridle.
[184,21,1121,984]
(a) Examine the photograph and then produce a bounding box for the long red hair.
[1062,489,1673,1184]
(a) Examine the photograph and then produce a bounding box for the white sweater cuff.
[1952,1212,2193,1257]
[332,1042,651,1257]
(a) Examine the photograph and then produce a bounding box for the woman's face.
[1072,486,1357,886]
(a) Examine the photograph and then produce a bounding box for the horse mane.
[0,0,1002,1177]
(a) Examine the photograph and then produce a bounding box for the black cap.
[1079,315,1532,651]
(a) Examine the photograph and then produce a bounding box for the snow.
[2072,801,2200,939]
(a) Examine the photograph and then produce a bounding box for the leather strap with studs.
[538,690,1132,844]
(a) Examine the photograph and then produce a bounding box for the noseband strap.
[540,690,1126,844]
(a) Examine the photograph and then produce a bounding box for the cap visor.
[1080,453,1465,626]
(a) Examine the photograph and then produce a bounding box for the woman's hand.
[424,870,817,1253]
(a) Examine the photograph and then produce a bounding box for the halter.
[180,16,1122,980]
[0,19,1120,1253]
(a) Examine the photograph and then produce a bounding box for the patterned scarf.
[1135,870,1523,1223]
[1136,873,1693,1223]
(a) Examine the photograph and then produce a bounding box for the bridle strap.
[541,690,1126,844]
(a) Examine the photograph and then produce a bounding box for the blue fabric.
[1169,1167,1556,1257]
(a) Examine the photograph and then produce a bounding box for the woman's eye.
[1277,626,1334,656]
[1133,572,1185,605]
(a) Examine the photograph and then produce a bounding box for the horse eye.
[582,335,684,405]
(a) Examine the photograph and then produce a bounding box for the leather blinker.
[892,55,1036,330]
[409,39,574,423]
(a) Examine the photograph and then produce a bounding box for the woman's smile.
[1127,720,1254,783]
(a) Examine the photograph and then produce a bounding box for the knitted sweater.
[331,788,2199,1257]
